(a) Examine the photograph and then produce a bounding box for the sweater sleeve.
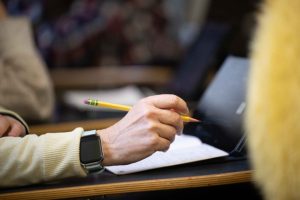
[0,128,87,187]
[0,17,54,122]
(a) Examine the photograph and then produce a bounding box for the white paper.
[106,134,228,175]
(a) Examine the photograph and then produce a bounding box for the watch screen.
[80,135,102,164]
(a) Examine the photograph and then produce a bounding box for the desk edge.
[0,170,252,200]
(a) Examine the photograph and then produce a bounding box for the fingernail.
[177,129,183,135]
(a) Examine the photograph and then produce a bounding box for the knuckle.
[183,102,188,113]
[139,97,150,105]
[148,134,159,147]
[169,95,180,106]
[143,106,156,119]
[146,121,157,132]
[161,141,171,152]
[138,98,147,104]
[167,126,177,135]
[144,110,153,119]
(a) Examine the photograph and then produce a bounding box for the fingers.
[6,117,26,137]
[156,137,172,152]
[151,122,177,142]
[156,109,184,134]
[143,94,189,115]
[0,115,26,137]
[0,115,10,137]
[145,116,179,152]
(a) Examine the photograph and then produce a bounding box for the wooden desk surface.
[29,118,119,135]
[0,159,252,200]
[1,119,252,199]
[50,66,173,90]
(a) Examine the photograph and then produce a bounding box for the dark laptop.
[184,56,249,158]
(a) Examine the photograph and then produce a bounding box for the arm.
[0,106,85,187]
[0,128,86,187]
[0,94,188,187]
[0,16,54,122]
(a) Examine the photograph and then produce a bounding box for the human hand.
[98,94,189,166]
[0,114,26,137]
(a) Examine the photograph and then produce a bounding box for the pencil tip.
[190,118,200,123]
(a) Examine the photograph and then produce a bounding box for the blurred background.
[4,0,258,67]
[2,0,260,123]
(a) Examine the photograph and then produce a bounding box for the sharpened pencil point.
[189,117,200,123]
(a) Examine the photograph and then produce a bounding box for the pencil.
[84,99,200,123]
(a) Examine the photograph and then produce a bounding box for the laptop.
[165,22,231,101]
[184,56,249,158]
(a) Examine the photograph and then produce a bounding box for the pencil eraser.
[83,99,89,104]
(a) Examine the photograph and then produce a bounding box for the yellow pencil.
[84,99,200,123]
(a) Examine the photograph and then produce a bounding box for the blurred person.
[246,0,300,199]
[0,2,54,122]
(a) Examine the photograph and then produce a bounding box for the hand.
[0,114,26,137]
[98,94,189,166]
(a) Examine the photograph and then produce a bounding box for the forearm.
[0,128,86,187]
[0,17,54,121]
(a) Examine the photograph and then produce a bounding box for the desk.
[29,118,119,135]
[0,120,252,199]
[0,159,251,199]
[50,66,173,90]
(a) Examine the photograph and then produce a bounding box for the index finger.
[143,94,189,115]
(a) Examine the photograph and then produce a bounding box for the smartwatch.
[80,130,105,174]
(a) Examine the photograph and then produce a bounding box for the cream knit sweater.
[0,106,86,187]
[0,18,86,187]
[0,17,54,122]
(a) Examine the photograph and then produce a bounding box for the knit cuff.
[40,128,87,182]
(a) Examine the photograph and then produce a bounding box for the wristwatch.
[80,130,105,174]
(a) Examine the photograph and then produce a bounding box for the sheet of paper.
[63,85,155,111]
[106,134,228,175]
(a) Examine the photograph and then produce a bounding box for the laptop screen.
[184,56,249,155]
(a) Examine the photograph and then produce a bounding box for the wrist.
[97,128,117,166]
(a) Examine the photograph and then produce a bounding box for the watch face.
[80,135,103,164]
